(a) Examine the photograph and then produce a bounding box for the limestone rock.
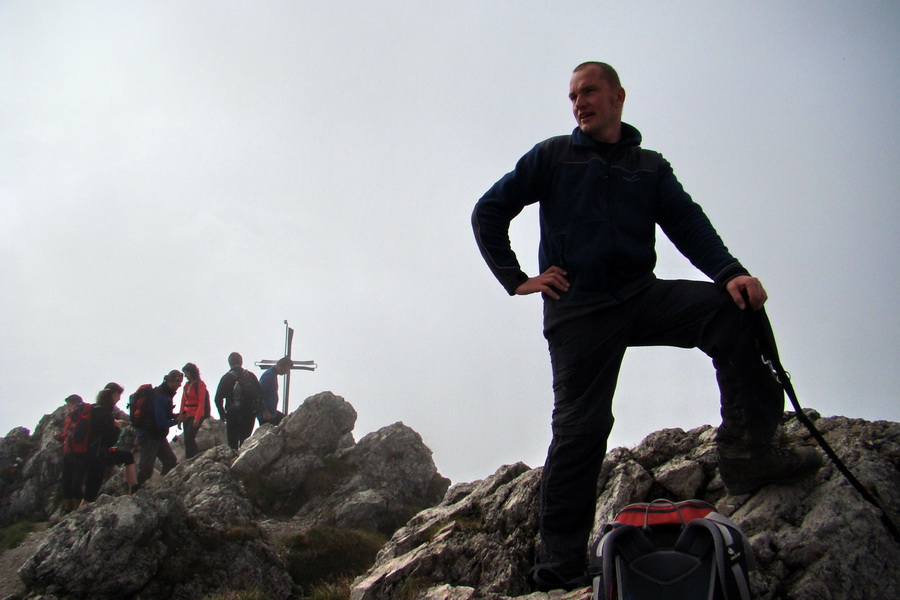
[293,421,451,534]
[18,444,299,600]
[0,409,67,527]
[4,390,451,600]
[353,413,900,600]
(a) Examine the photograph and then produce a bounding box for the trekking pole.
[741,293,900,545]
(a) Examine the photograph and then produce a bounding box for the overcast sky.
[2,1,897,485]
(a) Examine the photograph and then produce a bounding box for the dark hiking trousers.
[136,435,177,486]
[226,410,256,450]
[537,279,784,573]
[183,418,201,459]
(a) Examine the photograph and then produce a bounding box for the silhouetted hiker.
[136,370,184,487]
[258,356,290,426]
[82,383,137,504]
[59,394,88,512]
[214,352,261,450]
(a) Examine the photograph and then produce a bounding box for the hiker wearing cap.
[82,383,138,504]
[59,394,88,512]
[472,61,823,591]
[179,362,210,459]
[136,370,185,486]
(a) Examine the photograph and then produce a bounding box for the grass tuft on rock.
[0,519,37,550]
[281,525,388,590]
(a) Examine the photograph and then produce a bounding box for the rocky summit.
[1,400,898,600]
[351,412,900,600]
[1,391,449,600]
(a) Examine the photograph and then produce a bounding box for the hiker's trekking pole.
[741,293,900,545]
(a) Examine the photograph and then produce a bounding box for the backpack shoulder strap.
[675,518,753,600]
[595,524,655,600]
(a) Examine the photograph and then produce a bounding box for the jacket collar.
[571,121,642,149]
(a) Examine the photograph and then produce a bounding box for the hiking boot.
[532,565,591,592]
[718,444,823,495]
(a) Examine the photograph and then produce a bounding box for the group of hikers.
[57,352,294,513]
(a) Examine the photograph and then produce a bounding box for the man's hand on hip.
[515,266,570,300]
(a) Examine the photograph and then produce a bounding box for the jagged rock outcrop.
[231,392,450,535]
[18,445,298,600]
[0,409,68,527]
[352,412,900,600]
[5,391,451,600]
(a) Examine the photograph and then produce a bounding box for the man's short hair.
[276,356,293,370]
[573,61,621,89]
[164,369,184,383]
[228,352,243,368]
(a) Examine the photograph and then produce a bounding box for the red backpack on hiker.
[127,384,155,430]
[62,403,93,455]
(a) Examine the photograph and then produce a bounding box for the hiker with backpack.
[59,394,89,512]
[135,370,185,487]
[471,61,824,591]
[82,383,138,504]
[214,352,262,450]
[179,362,210,459]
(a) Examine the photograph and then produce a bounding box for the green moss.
[201,590,269,600]
[423,504,484,542]
[238,471,282,513]
[0,519,36,550]
[224,523,261,542]
[306,578,353,600]
[281,526,388,590]
[299,456,357,500]
[394,575,433,600]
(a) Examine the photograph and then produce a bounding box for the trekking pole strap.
[743,301,900,544]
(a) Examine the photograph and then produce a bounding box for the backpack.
[63,404,93,454]
[590,499,756,600]
[230,368,261,414]
[127,384,156,430]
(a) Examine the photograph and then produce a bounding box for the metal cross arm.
[256,359,317,372]
[254,321,316,415]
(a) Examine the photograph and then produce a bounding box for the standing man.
[214,352,262,450]
[136,370,184,487]
[471,62,822,591]
[258,356,291,426]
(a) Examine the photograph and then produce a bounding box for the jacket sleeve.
[214,374,230,417]
[654,156,749,288]
[154,393,178,429]
[472,144,549,295]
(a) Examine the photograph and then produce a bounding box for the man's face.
[167,377,183,392]
[568,66,625,143]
